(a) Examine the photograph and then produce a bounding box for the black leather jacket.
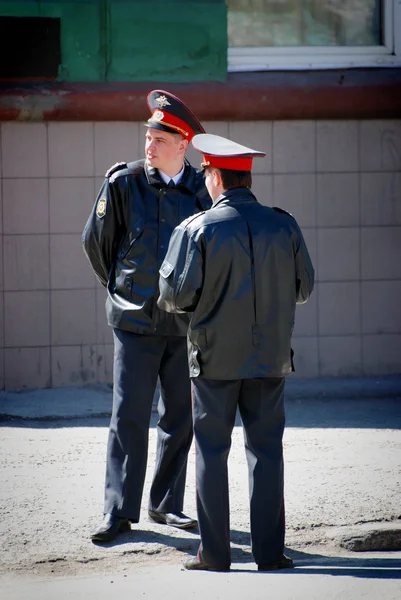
[82,158,211,336]
[158,188,315,378]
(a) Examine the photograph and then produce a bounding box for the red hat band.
[148,110,195,140]
[201,154,253,171]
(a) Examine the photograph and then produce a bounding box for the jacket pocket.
[118,217,144,260]
[159,260,174,279]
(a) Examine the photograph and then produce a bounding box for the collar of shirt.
[158,164,185,186]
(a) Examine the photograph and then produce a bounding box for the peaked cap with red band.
[145,90,205,141]
[192,133,266,171]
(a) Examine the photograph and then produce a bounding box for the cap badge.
[156,95,171,108]
[96,198,107,218]
[152,110,164,121]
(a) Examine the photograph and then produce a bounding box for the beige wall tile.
[94,122,141,176]
[48,123,94,177]
[0,349,3,390]
[293,286,318,336]
[319,336,362,376]
[274,174,316,227]
[0,176,3,233]
[201,122,229,137]
[4,347,51,391]
[360,120,401,172]
[0,292,3,346]
[301,228,317,277]
[97,343,114,383]
[317,228,360,281]
[50,233,96,289]
[4,291,50,347]
[362,281,401,334]
[251,174,273,207]
[3,178,49,234]
[361,172,401,226]
[228,121,272,174]
[51,289,97,346]
[0,237,3,291]
[363,334,401,375]
[318,282,360,336]
[291,337,319,377]
[51,345,97,387]
[361,227,401,280]
[1,123,48,178]
[273,121,315,173]
[49,177,95,234]
[96,288,113,344]
[317,121,358,172]
[3,235,49,291]
[317,173,359,227]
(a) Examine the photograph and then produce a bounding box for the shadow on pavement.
[1,396,401,430]
[89,527,401,579]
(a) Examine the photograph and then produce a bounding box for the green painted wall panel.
[0,1,104,80]
[109,2,227,82]
[0,0,227,82]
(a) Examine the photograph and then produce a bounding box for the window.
[227,0,401,70]
[0,17,61,79]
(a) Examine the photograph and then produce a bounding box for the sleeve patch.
[96,197,107,218]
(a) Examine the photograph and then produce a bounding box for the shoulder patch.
[105,162,128,178]
[96,197,107,219]
[273,206,293,217]
[182,211,206,229]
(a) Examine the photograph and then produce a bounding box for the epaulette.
[273,206,293,217]
[105,162,128,178]
[182,211,206,229]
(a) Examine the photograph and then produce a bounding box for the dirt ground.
[1,398,400,580]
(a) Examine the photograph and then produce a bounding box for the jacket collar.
[145,158,197,192]
[212,187,258,209]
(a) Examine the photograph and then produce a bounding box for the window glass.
[227,0,382,47]
[0,16,61,78]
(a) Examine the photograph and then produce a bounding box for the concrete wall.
[0,119,400,390]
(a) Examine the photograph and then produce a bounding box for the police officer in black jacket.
[82,91,211,542]
[158,133,315,571]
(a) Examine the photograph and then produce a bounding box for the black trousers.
[192,377,286,568]
[104,329,193,521]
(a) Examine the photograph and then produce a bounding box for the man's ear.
[179,138,189,153]
[213,169,222,186]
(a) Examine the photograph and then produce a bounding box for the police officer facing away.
[158,133,315,571]
[82,91,211,542]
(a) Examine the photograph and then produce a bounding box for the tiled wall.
[0,120,400,390]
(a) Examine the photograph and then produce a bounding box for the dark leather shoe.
[148,509,197,530]
[183,556,230,572]
[258,555,294,571]
[91,513,131,542]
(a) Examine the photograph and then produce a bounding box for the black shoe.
[258,555,294,571]
[148,509,197,530]
[183,556,230,572]
[91,514,131,542]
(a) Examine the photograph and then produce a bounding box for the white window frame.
[228,0,401,71]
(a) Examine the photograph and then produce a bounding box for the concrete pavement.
[0,375,400,598]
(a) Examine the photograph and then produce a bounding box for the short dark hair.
[218,169,252,190]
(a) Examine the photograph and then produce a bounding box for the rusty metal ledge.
[0,69,400,122]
